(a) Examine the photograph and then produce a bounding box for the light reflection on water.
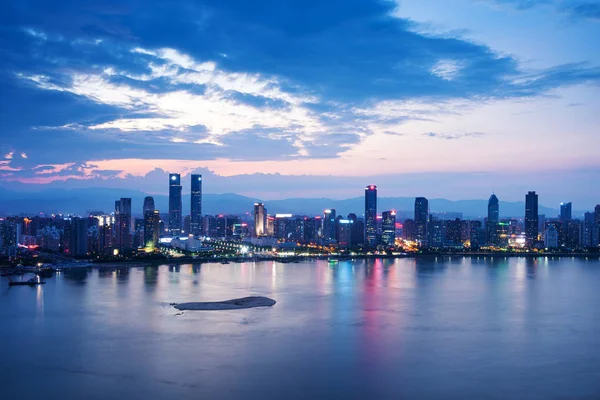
[1,257,600,400]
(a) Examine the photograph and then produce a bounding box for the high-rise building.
[68,217,89,257]
[446,218,462,246]
[544,224,559,249]
[560,202,572,221]
[525,191,539,247]
[595,205,600,224]
[190,174,203,235]
[254,203,267,237]
[337,219,353,248]
[143,196,159,250]
[381,210,396,248]
[487,194,499,245]
[323,209,336,241]
[347,213,363,245]
[114,198,132,250]
[168,173,182,236]
[143,196,155,214]
[365,185,378,247]
[403,219,416,241]
[415,197,429,244]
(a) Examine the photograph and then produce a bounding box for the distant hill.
[0,188,569,219]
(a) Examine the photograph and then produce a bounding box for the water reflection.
[3,258,600,400]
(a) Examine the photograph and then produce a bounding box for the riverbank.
[24,251,600,270]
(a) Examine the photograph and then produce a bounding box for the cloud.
[0,0,599,185]
[422,132,487,140]
[485,0,600,20]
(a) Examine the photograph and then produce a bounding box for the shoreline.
[47,252,600,269]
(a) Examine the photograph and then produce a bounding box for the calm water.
[2,257,600,399]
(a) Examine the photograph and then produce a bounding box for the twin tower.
[168,173,203,236]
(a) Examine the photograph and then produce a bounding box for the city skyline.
[0,0,598,205]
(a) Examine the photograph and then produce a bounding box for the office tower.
[560,202,572,221]
[403,219,416,241]
[347,213,363,245]
[565,220,581,249]
[469,220,484,249]
[595,205,600,224]
[143,196,159,249]
[337,219,353,248]
[427,216,445,248]
[487,194,499,245]
[335,215,344,241]
[582,212,599,248]
[216,215,227,237]
[381,210,396,248]
[525,191,539,247]
[323,209,336,240]
[168,173,182,236]
[143,196,155,214]
[114,198,132,250]
[415,197,429,244]
[303,217,319,243]
[365,185,378,247]
[190,174,203,235]
[544,225,559,249]
[445,218,462,246]
[203,215,217,237]
[68,217,89,257]
[254,203,267,237]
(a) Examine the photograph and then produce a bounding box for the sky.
[0,0,599,207]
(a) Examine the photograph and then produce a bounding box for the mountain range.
[0,187,575,219]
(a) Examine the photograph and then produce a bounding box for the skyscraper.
[323,209,336,240]
[168,173,182,236]
[254,203,267,237]
[381,210,396,248]
[560,202,572,221]
[143,196,159,249]
[595,205,600,224]
[365,185,377,247]
[525,191,539,247]
[487,194,499,245]
[114,197,132,250]
[190,174,203,235]
[415,197,429,244]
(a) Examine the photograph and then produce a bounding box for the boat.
[8,277,46,287]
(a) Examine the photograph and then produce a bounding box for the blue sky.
[0,0,598,207]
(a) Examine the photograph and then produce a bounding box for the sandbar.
[173,296,276,311]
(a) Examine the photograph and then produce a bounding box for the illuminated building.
[203,215,217,237]
[445,218,462,246]
[168,173,182,236]
[381,210,396,247]
[487,194,499,245]
[525,191,539,247]
[582,212,600,248]
[403,218,416,241]
[190,174,203,235]
[347,213,363,245]
[469,220,484,249]
[254,203,267,237]
[337,219,353,248]
[544,224,559,248]
[365,185,377,247]
[560,202,572,221]
[303,217,320,242]
[323,209,336,241]
[69,217,88,256]
[114,198,132,250]
[415,197,429,245]
[143,197,160,250]
[427,216,445,248]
